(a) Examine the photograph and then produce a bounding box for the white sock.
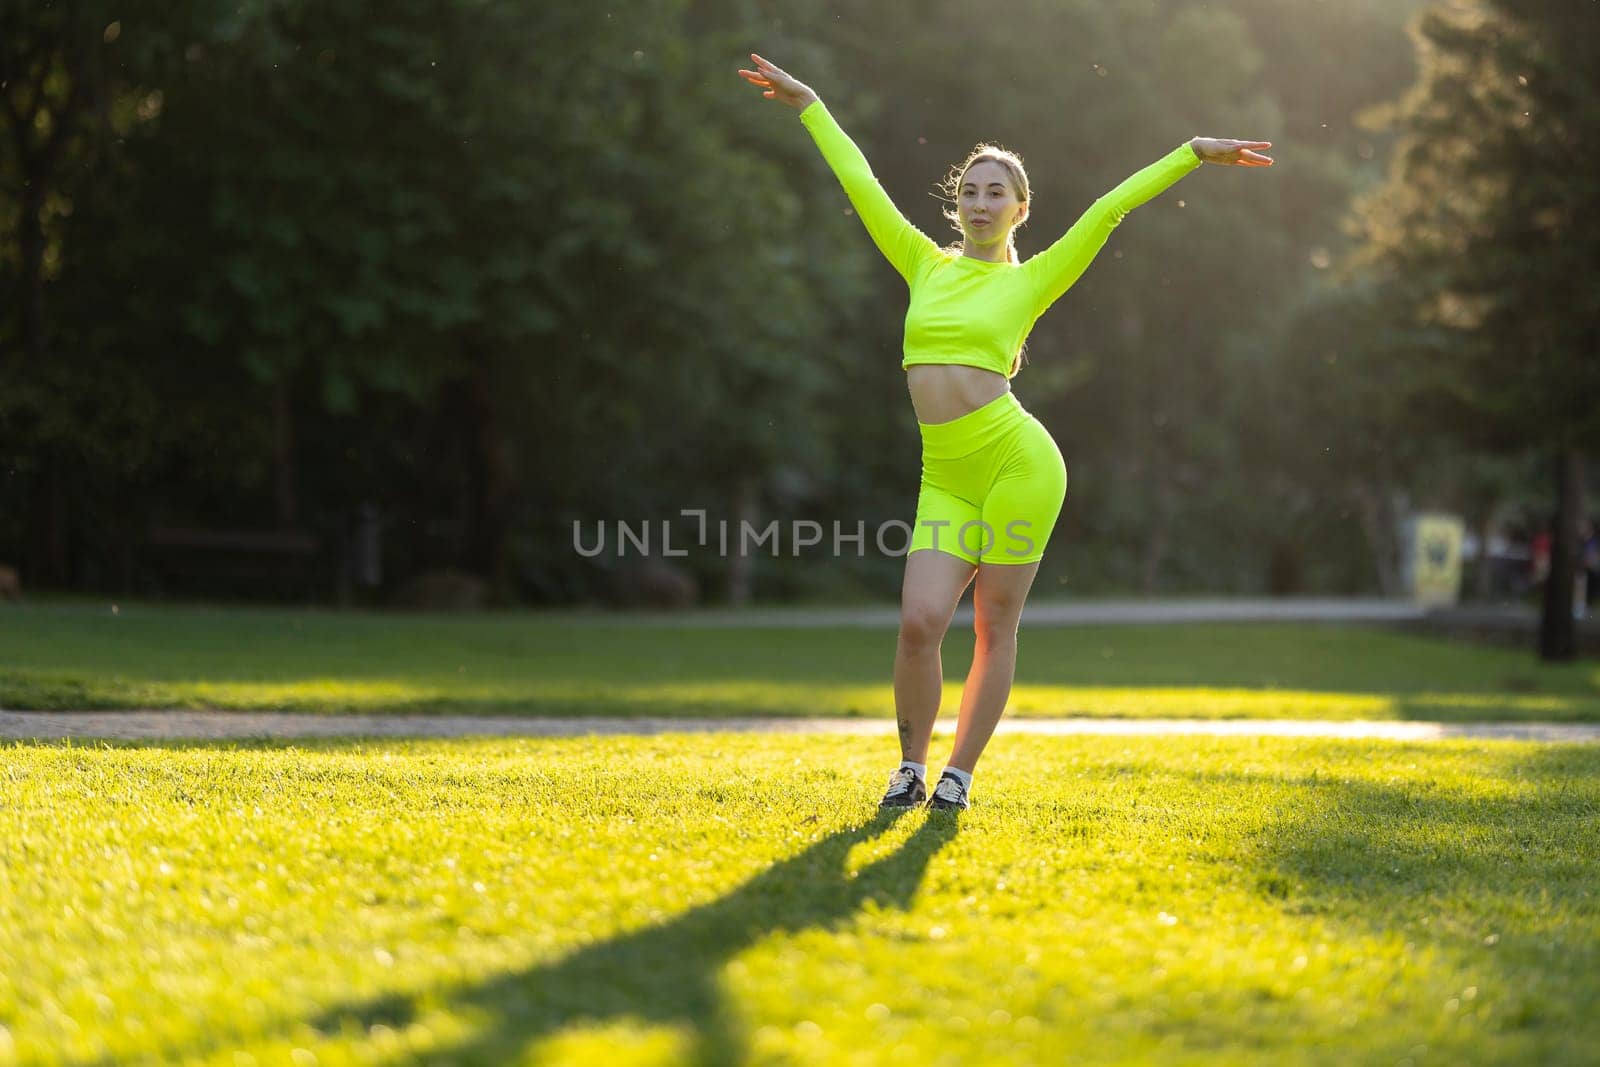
[940,766,973,789]
[899,760,927,780]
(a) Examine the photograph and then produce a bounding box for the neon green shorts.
[909,392,1068,566]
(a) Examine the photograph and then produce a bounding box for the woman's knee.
[973,613,1021,648]
[898,602,950,648]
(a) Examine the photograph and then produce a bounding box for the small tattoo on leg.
[898,717,912,749]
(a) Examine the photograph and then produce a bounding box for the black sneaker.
[879,767,927,808]
[927,772,970,811]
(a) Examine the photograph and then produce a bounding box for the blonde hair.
[937,143,1031,264]
[936,143,1033,374]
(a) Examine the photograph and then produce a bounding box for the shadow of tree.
[1252,746,1595,900]
[1057,743,1600,1059]
[305,807,961,1065]
[1390,693,1600,724]
[1199,744,1599,1056]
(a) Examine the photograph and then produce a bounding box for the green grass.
[2,600,1598,721]
[2,735,1596,1065]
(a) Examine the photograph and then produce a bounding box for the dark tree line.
[2,0,1592,658]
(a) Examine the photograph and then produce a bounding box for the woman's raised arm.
[1021,136,1272,317]
[738,53,938,284]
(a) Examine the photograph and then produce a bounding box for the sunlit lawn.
[2,600,1598,722]
[2,735,1596,1065]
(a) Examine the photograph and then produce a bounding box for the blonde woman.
[738,53,1271,810]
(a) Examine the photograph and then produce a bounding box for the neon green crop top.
[798,98,1202,380]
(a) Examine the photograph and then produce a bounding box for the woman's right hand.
[736,53,818,110]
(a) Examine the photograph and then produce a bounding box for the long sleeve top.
[799,98,1202,379]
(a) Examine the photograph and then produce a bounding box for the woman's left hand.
[1189,138,1273,166]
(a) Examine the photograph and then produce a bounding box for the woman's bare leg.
[946,559,1041,773]
[894,549,978,763]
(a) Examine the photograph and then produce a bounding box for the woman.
[737,53,1272,811]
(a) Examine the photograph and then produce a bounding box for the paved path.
[4,710,1597,743]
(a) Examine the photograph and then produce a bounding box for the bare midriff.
[906,363,1011,425]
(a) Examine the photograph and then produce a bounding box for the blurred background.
[1,0,1595,643]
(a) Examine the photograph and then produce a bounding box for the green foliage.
[1350,0,1600,450]
[3,0,1460,601]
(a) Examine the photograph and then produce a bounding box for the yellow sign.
[1410,512,1464,606]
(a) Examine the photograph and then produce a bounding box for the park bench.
[141,525,320,600]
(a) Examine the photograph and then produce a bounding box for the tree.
[0,0,229,586]
[19,0,877,602]
[1349,0,1600,658]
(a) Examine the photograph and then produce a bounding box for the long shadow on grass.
[1073,745,1598,1058]
[1253,746,1597,910]
[1225,745,1599,1055]
[308,807,959,1065]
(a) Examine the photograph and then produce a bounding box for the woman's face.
[959,160,1027,247]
